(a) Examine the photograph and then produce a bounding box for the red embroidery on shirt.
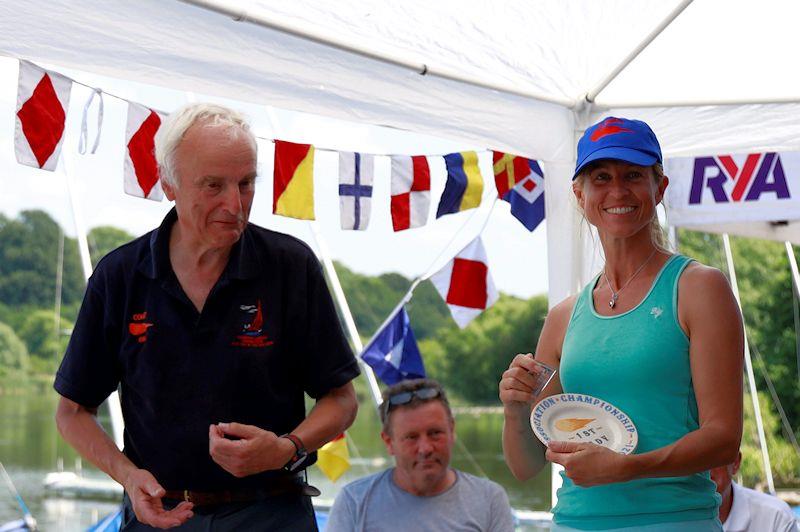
[232,300,273,348]
[129,311,153,344]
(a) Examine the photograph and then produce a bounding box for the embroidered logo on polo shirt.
[232,300,274,348]
[128,311,153,344]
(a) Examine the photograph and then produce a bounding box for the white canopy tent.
[2,0,800,302]
[2,0,799,509]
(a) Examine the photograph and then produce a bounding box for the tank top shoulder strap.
[650,254,693,301]
[565,272,601,333]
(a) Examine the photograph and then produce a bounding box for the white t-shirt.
[723,482,798,532]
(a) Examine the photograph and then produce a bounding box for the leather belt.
[163,474,320,507]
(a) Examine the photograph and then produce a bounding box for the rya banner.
[665,151,800,226]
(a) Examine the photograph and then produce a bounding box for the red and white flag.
[430,237,498,328]
[15,61,72,171]
[124,102,164,201]
[390,155,430,231]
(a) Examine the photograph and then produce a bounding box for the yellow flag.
[317,433,350,482]
[273,140,315,220]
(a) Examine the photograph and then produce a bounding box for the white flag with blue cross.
[338,151,374,231]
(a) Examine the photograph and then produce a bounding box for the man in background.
[327,378,514,531]
[711,451,798,532]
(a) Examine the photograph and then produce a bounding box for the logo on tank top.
[232,300,274,348]
[650,306,663,319]
[128,311,153,344]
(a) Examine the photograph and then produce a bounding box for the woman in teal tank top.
[499,117,744,531]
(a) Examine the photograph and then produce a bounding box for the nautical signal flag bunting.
[431,237,498,328]
[274,140,315,220]
[15,61,72,171]
[437,151,484,218]
[360,306,426,385]
[391,155,431,231]
[317,433,350,483]
[493,151,545,231]
[339,151,374,230]
[124,103,164,201]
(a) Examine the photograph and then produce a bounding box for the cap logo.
[590,118,632,142]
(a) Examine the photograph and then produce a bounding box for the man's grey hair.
[380,378,453,435]
[154,102,256,188]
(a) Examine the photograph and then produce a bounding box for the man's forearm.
[55,397,138,485]
[291,382,358,452]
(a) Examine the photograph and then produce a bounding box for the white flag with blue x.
[338,151,374,231]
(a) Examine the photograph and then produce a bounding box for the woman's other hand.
[546,441,630,486]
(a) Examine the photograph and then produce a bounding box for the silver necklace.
[603,249,658,309]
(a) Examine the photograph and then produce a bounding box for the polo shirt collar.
[138,207,261,281]
[726,482,751,531]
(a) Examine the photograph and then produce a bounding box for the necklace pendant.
[609,295,618,309]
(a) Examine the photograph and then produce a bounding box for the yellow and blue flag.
[436,151,483,218]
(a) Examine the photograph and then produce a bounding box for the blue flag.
[492,151,545,231]
[360,307,425,385]
[436,151,484,218]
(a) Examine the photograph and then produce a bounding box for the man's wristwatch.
[280,433,308,472]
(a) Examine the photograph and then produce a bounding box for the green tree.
[679,230,800,434]
[0,321,29,376]
[0,210,84,308]
[426,295,548,404]
[333,262,453,343]
[740,392,800,487]
[16,309,73,373]
[88,225,134,266]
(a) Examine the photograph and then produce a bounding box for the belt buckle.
[183,489,191,503]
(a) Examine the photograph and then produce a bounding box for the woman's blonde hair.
[574,162,670,252]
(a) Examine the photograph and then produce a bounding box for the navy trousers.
[120,492,318,531]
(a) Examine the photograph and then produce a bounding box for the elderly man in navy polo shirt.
[54,103,360,531]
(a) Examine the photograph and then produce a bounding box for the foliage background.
[0,210,797,485]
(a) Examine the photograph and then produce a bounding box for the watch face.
[285,451,308,472]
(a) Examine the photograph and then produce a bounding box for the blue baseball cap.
[573,117,662,179]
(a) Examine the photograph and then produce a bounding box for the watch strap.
[280,433,308,472]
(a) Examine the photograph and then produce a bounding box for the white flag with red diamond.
[124,102,164,201]
[15,61,72,171]
[430,237,498,328]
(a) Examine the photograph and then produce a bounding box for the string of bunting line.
[12,58,547,390]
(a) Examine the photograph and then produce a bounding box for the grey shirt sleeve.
[326,486,358,532]
[486,481,515,532]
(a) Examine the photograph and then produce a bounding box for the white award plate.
[530,393,638,455]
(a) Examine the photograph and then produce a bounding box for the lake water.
[0,386,552,531]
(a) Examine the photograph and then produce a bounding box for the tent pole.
[594,95,800,108]
[722,233,775,493]
[308,223,383,410]
[60,153,93,281]
[61,152,125,451]
[585,0,693,103]
[785,241,800,302]
[783,241,800,385]
[177,0,573,107]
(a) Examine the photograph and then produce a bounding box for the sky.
[0,56,550,298]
